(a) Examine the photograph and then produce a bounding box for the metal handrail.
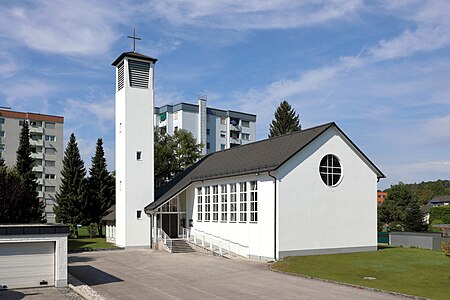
[182,227,248,257]
[157,228,173,252]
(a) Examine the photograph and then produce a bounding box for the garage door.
[0,242,54,289]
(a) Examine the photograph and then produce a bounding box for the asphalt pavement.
[68,249,404,300]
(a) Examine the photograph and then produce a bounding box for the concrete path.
[69,250,403,300]
[0,287,83,300]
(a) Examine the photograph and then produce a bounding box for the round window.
[319,154,342,187]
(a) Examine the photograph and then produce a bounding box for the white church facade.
[108,50,385,260]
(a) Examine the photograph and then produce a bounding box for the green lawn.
[68,225,117,251]
[272,246,450,300]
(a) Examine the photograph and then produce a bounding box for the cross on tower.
[127,28,142,52]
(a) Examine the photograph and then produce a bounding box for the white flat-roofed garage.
[0,225,69,289]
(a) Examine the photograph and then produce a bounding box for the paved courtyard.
[68,249,404,300]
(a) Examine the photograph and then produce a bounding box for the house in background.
[145,122,385,260]
[423,195,450,224]
[0,109,64,223]
[154,96,256,155]
[377,191,387,206]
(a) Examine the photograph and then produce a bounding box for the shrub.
[88,223,97,238]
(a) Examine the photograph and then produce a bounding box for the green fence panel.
[378,232,389,244]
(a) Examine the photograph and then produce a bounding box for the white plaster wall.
[277,127,378,255]
[115,56,154,248]
[180,111,200,143]
[189,174,275,259]
[0,235,68,287]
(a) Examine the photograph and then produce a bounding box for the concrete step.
[171,240,195,253]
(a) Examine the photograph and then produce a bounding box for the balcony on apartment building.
[35,178,44,185]
[30,126,44,134]
[30,138,44,147]
[229,118,241,132]
[31,152,44,160]
[32,165,44,172]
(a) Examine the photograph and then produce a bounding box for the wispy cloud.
[0,0,125,56]
[63,97,115,133]
[150,0,362,30]
[0,51,20,78]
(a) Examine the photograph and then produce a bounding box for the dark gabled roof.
[112,52,157,66]
[145,122,385,212]
[430,195,450,203]
[101,205,116,222]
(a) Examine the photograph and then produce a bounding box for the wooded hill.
[383,180,450,205]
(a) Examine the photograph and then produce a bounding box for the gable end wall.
[276,127,378,256]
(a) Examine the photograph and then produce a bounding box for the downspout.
[149,212,153,249]
[268,171,277,261]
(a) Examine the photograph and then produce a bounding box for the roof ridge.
[211,122,335,155]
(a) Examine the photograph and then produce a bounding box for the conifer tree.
[268,100,301,138]
[86,138,115,237]
[54,133,87,229]
[15,121,44,222]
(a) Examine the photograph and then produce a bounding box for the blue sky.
[1,0,449,190]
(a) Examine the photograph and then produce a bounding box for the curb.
[68,273,108,300]
[69,247,124,253]
[268,264,428,300]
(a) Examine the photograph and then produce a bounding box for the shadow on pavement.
[0,290,25,299]
[69,265,123,286]
[68,255,96,263]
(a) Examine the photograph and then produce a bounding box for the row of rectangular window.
[197,181,257,223]
[18,120,56,128]
[219,118,251,128]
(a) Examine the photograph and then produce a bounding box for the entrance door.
[162,214,178,238]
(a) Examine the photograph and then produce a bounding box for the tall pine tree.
[268,100,301,138]
[16,120,44,223]
[86,138,115,237]
[54,133,87,229]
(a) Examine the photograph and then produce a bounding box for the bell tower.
[112,41,157,248]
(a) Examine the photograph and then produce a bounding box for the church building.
[108,48,385,260]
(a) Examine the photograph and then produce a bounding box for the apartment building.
[0,108,64,223]
[154,96,257,155]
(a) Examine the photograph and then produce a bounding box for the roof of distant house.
[430,195,450,203]
[145,122,385,212]
[102,205,116,222]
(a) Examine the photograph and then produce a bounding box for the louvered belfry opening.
[117,61,124,91]
[128,59,150,89]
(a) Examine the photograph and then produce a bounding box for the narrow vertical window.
[230,183,237,222]
[212,185,218,222]
[137,210,142,219]
[204,186,211,221]
[239,182,247,222]
[137,151,142,160]
[197,187,203,221]
[220,184,227,222]
[250,181,258,222]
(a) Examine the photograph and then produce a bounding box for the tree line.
[54,134,114,237]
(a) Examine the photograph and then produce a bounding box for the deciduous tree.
[154,128,202,188]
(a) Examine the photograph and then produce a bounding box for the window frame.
[319,154,343,187]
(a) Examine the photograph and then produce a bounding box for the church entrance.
[156,193,187,239]
[162,214,178,238]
